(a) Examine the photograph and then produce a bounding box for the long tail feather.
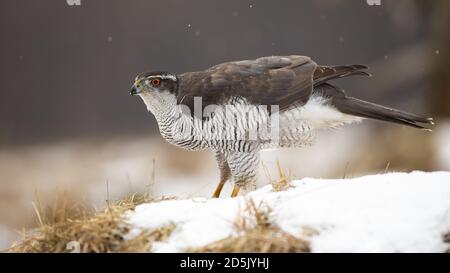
[333,97,434,130]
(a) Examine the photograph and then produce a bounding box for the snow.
[126,172,450,253]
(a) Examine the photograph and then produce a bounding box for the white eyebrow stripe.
[147,74,177,81]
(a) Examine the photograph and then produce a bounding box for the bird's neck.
[139,91,179,120]
[139,91,202,149]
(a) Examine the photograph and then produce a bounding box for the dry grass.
[9,192,176,253]
[263,160,294,192]
[189,199,311,253]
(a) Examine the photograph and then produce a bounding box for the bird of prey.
[130,55,433,198]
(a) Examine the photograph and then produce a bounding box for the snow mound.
[126,172,450,253]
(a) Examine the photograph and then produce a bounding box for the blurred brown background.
[0,0,449,249]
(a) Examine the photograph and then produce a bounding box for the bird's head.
[130,71,179,113]
[130,71,178,97]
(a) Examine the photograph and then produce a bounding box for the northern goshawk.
[130,55,433,198]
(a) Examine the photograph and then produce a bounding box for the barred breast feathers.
[141,89,361,152]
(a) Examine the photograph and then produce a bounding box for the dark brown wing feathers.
[177,56,372,112]
[313,64,370,86]
[177,56,317,112]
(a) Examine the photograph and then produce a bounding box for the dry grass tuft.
[190,199,310,253]
[9,192,175,253]
[270,161,294,192]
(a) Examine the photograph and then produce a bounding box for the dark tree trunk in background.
[431,1,450,117]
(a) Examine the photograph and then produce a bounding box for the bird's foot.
[231,185,240,198]
[211,180,226,198]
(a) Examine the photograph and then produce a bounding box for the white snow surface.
[126,172,450,253]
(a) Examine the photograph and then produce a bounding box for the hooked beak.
[130,85,140,96]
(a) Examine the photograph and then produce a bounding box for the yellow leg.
[212,180,226,198]
[231,185,240,198]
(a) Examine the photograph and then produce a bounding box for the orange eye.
[151,78,161,86]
